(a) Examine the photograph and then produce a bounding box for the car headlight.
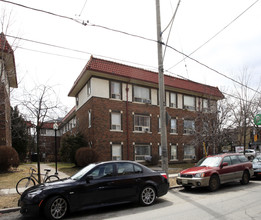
[194,173,205,178]
[178,173,181,177]
[26,190,42,199]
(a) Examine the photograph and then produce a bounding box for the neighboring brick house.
[66,56,224,163]
[0,33,17,147]
[60,106,76,136]
[38,121,61,162]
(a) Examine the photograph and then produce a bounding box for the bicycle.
[16,167,60,195]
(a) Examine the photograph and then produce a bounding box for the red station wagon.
[176,153,254,191]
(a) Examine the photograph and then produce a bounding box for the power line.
[2,0,260,95]
[6,34,158,71]
[167,0,260,71]
[78,0,88,17]
[165,44,261,95]
[0,0,84,25]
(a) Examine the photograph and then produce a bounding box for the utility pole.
[156,0,168,176]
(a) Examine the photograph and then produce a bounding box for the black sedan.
[19,161,169,220]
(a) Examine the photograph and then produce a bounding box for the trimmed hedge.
[0,146,19,172]
[75,147,98,167]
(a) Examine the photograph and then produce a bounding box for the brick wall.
[0,82,12,147]
[75,96,207,162]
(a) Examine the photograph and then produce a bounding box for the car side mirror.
[221,162,228,168]
[86,176,93,183]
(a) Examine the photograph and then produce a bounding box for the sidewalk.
[0,163,69,196]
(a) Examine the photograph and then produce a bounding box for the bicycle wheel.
[45,175,59,182]
[16,177,35,195]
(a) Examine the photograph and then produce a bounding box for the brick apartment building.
[64,56,224,163]
[0,33,17,147]
[37,121,61,162]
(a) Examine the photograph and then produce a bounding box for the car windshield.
[196,157,222,167]
[71,163,96,180]
[253,156,261,162]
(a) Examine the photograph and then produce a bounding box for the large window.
[112,144,122,160]
[134,114,150,132]
[111,112,121,131]
[184,145,195,159]
[133,85,150,104]
[184,119,195,134]
[184,95,195,111]
[171,145,178,160]
[170,92,177,108]
[202,99,209,112]
[170,119,177,134]
[110,81,121,100]
[135,145,151,161]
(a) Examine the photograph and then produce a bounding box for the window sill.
[170,133,178,135]
[109,98,122,101]
[133,131,152,134]
[110,130,123,132]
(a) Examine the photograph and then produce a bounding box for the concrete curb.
[0,207,20,214]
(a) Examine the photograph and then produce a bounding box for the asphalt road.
[1,179,261,220]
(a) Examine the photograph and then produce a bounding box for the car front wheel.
[140,186,156,206]
[44,196,68,220]
[208,175,220,192]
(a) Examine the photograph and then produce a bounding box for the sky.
[1,0,261,118]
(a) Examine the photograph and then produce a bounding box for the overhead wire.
[162,0,181,61]
[2,0,261,96]
[167,0,260,71]
[78,0,88,17]
[6,34,158,71]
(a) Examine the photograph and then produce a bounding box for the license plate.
[182,179,188,184]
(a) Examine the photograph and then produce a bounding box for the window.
[112,144,122,160]
[134,114,150,132]
[170,92,177,108]
[40,129,46,135]
[135,145,151,161]
[158,117,161,132]
[170,119,177,134]
[87,80,91,97]
[110,81,121,100]
[88,110,91,128]
[203,122,208,135]
[88,164,114,179]
[184,119,195,134]
[184,145,195,159]
[231,155,240,165]
[171,145,178,160]
[133,85,150,104]
[223,156,232,165]
[184,95,195,111]
[159,145,162,157]
[202,99,209,112]
[111,112,121,131]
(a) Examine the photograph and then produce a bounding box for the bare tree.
[194,94,234,156]
[19,84,61,183]
[230,68,261,150]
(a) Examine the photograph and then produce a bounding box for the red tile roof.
[69,56,224,99]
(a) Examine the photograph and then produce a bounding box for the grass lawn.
[48,162,80,176]
[0,164,34,190]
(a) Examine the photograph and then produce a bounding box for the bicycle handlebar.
[30,167,37,173]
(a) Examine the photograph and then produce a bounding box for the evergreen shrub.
[75,147,98,167]
[0,146,19,172]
